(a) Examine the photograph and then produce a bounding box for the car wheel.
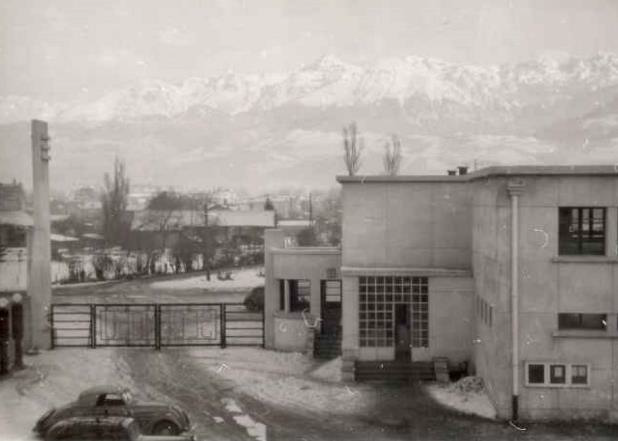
[152,421,180,435]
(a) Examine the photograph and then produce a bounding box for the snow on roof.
[82,233,104,240]
[131,209,275,231]
[277,219,313,227]
[0,211,33,226]
[51,233,79,242]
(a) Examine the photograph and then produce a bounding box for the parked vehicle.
[243,286,264,312]
[34,386,191,437]
[44,416,196,441]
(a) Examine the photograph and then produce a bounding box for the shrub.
[244,286,264,312]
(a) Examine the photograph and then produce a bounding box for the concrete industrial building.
[264,165,618,423]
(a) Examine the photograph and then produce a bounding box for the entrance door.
[394,304,410,361]
[320,280,341,335]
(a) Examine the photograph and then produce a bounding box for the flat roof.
[336,165,618,183]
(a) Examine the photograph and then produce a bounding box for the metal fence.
[51,303,264,349]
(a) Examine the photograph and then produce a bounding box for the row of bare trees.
[342,122,403,176]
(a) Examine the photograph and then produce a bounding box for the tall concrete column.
[507,179,525,421]
[264,229,285,348]
[27,120,52,350]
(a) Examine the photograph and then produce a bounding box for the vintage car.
[44,416,196,441]
[34,386,191,436]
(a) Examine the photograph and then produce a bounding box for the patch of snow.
[221,398,243,413]
[426,376,497,420]
[190,348,369,416]
[220,397,266,441]
[213,416,224,424]
[232,414,267,441]
[309,357,342,383]
[150,268,264,291]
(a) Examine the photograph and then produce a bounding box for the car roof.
[78,385,129,401]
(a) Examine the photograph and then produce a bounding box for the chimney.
[447,170,457,176]
[457,166,468,176]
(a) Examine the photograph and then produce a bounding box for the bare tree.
[383,134,403,176]
[342,122,364,176]
[101,157,130,246]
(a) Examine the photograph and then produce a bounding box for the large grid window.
[358,276,428,348]
[559,207,606,255]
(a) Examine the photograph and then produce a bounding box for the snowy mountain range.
[1,53,617,190]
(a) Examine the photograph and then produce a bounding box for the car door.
[94,393,132,418]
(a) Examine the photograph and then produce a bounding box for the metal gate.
[51,303,264,349]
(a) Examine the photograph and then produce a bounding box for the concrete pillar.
[341,275,359,381]
[309,278,322,333]
[264,229,285,348]
[607,207,617,257]
[283,280,290,312]
[27,120,52,351]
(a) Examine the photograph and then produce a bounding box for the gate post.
[155,305,161,351]
[90,305,96,349]
[262,308,265,348]
[50,304,55,350]
[220,304,226,349]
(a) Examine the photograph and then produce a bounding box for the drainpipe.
[507,180,525,422]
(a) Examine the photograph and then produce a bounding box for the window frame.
[525,362,591,388]
[557,313,607,331]
[289,279,311,312]
[558,207,606,256]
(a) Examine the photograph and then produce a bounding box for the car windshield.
[122,391,133,404]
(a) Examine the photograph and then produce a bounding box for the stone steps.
[355,361,436,382]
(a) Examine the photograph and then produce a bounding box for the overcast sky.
[2,0,618,102]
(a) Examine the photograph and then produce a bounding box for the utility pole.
[28,120,52,351]
[309,192,313,224]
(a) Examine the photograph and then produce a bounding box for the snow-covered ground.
[0,349,135,441]
[425,377,497,420]
[150,268,264,291]
[191,348,370,416]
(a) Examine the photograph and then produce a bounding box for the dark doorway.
[320,280,341,335]
[394,304,410,361]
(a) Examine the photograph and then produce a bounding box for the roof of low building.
[0,211,33,226]
[336,165,618,183]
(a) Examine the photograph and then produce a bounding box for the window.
[559,207,606,255]
[358,276,428,348]
[322,280,341,304]
[549,364,566,384]
[279,279,285,311]
[289,280,310,312]
[558,313,607,330]
[526,362,590,387]
[97,393,125,406]
[325,267,338,279]
[571,365,588,385]
[528,364,545,384]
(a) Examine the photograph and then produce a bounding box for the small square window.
[571,365,588,385]
[528,364,545,384]
[549,364,566,384]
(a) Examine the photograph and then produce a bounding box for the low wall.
[273,313,311,352]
